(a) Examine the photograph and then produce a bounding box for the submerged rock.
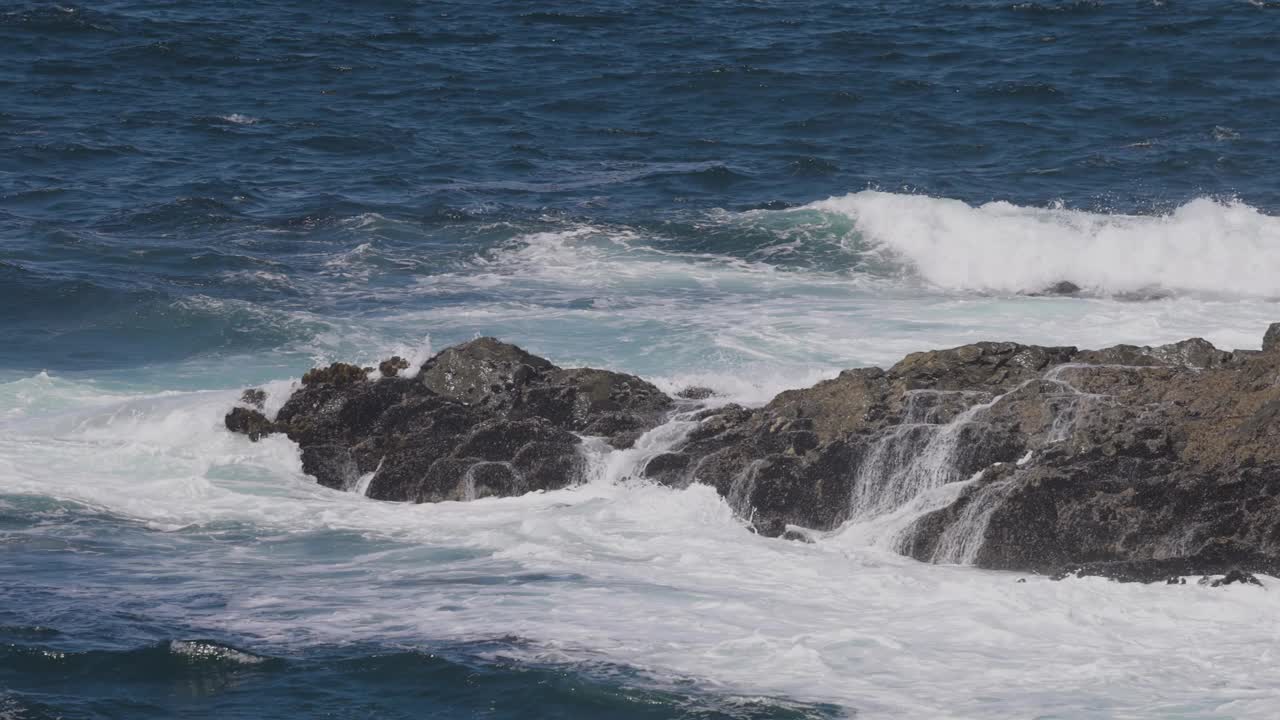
[1051,555,1278,584]
[226,325,1280,582]
[1208,570,1263,588]
[1030,280,1082,297]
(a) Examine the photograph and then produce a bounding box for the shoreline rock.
[226,326,1280,583]
[227,338,670,501]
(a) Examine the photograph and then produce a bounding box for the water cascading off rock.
[225,327,1280,582]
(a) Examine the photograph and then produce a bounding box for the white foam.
[808,191,1280,297]
[8,194,1280,716]
[372,216,1280,388]
[169,640,266,665]
[4,375,1280,717]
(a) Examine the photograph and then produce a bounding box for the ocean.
[3,1,1280,717]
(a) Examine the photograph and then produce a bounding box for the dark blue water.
[5,2,1280,717]
[3,0,1279,374]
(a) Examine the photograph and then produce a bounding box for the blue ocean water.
[4,2,1280,718]
[5,0,1280,378]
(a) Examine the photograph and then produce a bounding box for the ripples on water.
[3,0,1279,375]
[3,1,1280,717]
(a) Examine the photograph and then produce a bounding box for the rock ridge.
[226,326,1280,582]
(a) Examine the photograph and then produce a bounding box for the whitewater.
[6,193,1280,718]
[10,0,1280,714]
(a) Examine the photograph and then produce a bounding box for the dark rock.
[642,452,692,486]
[1209,570,1263,587]
[466,461,522,500]
[889,342,1076,393]
[240,388,267,409]
[224,406,274,441]
[1044,548,1280,584]
[453,417,577,462]
[1039,280,1082,296]
[227,325,1280,584]
[301,362,368,387]
[300,444,360,491]
[1113,287,1173,302]
[676,386,716,400]
[781,529,815,543]
[681,326,1280,579]
[580,411,650,448]
[378,356,410,378]
[512,368,672,450]
[412,338,671,452]
[512,441,586,493]
[228,338,672,503]
[1264,323,1280,353]
[726,451,857,537]
[1075,337,1231,370]
[419,337,551,408]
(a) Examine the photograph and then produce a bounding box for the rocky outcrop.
[665,331,1280,581]
[226,326,1280,582]
[225,338,671,502]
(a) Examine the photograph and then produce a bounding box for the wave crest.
[806,191,1280,297]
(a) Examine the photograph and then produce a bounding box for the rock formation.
[227,326,1280,582]
[227,338,670,502]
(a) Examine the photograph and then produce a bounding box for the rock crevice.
[226,325,1280,581]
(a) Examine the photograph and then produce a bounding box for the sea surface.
[3,1,1280,717]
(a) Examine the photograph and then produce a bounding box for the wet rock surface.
[227,325,1280,582]
[228,337,670,500]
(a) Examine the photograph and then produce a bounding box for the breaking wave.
[805,191,1280,297]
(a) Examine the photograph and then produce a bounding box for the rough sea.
[3,1,1280,717]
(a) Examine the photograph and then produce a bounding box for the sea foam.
[3,372,1279,717]
[809,191,1280,297]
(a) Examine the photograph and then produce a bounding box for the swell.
[0,638,840,720]
[8,189,1277,376]
[415,193,1280,302]
[802,191,1280,297]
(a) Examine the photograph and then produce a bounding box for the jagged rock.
[658,326,1280,578]
[676,386,716,400]
[419,338,552,408]
[1036,280,1082,296]
[300,443,360,491]
[226,326,1280,583]
[1073,337,1233,369]
[240,388,267,409]
[230,338,670,502]
[1208,570,1263,587]
[224,406,274,441]
[1264,322,1280,353]
[301,362,368,387]
[642,452,691,486]
[890,342,1077,393]
[378,356,410,377]
[518,368,672,436]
